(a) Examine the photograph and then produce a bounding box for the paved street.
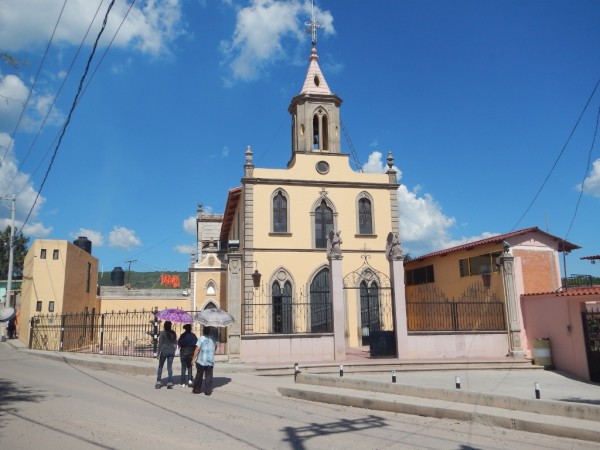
[1,343,599,449]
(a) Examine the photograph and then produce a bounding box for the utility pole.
[125,259,137,286]
[2,195,15,307]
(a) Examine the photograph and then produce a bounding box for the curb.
[278,385,600,443]
[295,373,600,422]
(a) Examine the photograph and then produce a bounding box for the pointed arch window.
[312,115,320,150]
[206,281,216,295]
[312,109,329,151]
[310,268,331,332]
[272,190,288,233]
[322,115,329,150]
[272,281,292,333]
[360,280,380,345]
[358,197,373,234]
[314,199,333,248]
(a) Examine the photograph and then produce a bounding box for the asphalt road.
[1,343,599,449]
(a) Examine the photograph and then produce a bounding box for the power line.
[341,119,363,172]
[0,0,68,171]
[18,0,117,234]
[511,75,600,231]
[564,105,600,241]
[4,1,106,199]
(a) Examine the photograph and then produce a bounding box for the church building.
[189,27,404,363]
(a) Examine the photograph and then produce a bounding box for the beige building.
[18,238,100,341]
[190,42,402,363]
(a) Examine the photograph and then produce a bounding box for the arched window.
[358,197,373,234]
[322,114,329,150]
[310,268,331,332]
[272,190,288,233]
[360,280,380,345]
[314,199,333,248]
[272,281,292,333]
[312,115,320,150]
[206,281,216,295]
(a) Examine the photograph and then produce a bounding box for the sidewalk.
[5,338,600,444]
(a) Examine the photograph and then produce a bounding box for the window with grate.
[273,190,288,233]
[310,268,331,332]
[358,197,373,234]
[314,200,333,248]
[272,281,292,334]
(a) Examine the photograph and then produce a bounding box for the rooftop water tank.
[73,236,92,254]
[111,266,125,287]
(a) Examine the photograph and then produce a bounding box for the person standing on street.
[156,321,177,389]
[177,323,197,387]
[192,326,216,395]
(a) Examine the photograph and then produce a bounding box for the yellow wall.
[18,240,99,343]
[405,242,505,301]
[244,152,397,346]
[100,297,190,313]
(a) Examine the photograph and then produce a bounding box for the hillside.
[97,271,190,289]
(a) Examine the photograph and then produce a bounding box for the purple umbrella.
[155,308,193,324]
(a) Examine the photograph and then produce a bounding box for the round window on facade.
[314,75,320,86]
[316,161,329,174]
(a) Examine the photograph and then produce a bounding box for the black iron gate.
[344,257,395,356]
[582,311,600,382]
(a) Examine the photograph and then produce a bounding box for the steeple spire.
[305,0,323,46]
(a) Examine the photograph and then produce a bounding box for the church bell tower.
[288,7,343,157]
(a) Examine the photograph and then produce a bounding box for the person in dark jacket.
[177,323,197,387]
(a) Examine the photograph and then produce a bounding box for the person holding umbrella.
[191,326,216,395]
[155,321,177,389]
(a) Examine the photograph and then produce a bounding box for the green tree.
[0,227,29,279]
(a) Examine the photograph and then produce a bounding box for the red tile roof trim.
[522,286,600,297]
[406,227,579,263]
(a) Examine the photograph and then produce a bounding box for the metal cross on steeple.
[305,0,323,46]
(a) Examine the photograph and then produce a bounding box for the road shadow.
[155,376,231,391]
[281,414,387,450]
[558,398,600,406]
[0,377,46,426]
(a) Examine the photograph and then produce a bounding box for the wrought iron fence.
[563,274,594,288]
[406,301,506,332]
[241,302,332,335]
[29,310,227,357]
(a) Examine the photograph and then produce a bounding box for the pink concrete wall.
[402,333,509,359]
[240,335,335,363]
[521,294,591,380]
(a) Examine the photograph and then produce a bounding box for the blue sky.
[1,0,599,277]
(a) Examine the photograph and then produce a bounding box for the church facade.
[189,42,404,363]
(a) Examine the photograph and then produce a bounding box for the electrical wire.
[18,0,117,234]
[14,0,136,200]
[0,0,68,171]
[511,75,600,231]
[4,1,106,199]
[564,105,600,241]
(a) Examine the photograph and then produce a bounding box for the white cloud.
[0,0,185,56]
[0,72,64,134]
[222,146,230,157]
[174,244,195,254]
[71,228,104,247]
[108,226,141,250]
[0,133,48,235]
[183,216,196,235]
[220,0,334,83]
[21,221,52,237]
[577,158,600,198]
[362,151,499,257]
